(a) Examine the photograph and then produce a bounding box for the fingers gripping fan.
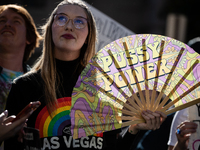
[70,34,200,139]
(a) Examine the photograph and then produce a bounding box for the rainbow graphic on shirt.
[35,97,71,138]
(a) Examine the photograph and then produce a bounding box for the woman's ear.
[85,37,88,44]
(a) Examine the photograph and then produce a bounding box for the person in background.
[0,4,41,113]
[167,109,190,150]
[172,120,198,150]
[167,37,200,150]
[5,0,167,149]
[0,4,41,150]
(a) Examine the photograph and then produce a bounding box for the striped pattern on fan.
[70,34,200,139]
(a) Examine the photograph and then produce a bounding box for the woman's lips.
[62,34,75,39]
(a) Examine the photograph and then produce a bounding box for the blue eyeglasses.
[54,13,88,29]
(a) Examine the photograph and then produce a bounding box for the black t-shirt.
[5,58,139,150]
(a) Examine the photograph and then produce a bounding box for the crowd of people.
[0,0,199,150]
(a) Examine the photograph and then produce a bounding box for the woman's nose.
[64,19,74,31]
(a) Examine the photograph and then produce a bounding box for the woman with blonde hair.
[5,0,166,149]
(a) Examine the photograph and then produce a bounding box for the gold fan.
[70,34,200,139]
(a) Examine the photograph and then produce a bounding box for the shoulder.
[13,70,42,87]
[9,70,44,100]
[7,70,44,104]
[23,63,31,73]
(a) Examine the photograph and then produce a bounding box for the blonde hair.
[32,0,97,114]
[0,4,42,62]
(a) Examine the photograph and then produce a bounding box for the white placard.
[86,3,135,52]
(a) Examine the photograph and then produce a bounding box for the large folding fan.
[70,34,200,139]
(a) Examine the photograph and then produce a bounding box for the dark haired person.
[0,4,41,113]
[0,4,41,149]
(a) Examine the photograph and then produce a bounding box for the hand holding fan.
[70,34,200,139]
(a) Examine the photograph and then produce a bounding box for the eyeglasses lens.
[55,14,87,29]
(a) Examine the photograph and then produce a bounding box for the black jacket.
[5,59,140,150]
